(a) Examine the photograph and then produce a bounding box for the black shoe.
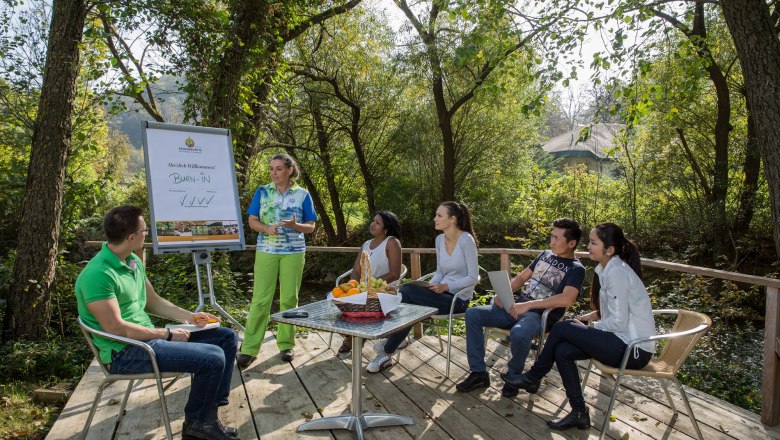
[183,418,238,438]
[456,371,490,392]
[236,354,256,371]
[501,383,519,398]
[500,372,541,394]
[547,408,590,430]
[280,349,294,362]
[183,419,239,440]
[338,336,352,353]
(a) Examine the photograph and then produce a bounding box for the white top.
[593,257,657,353]
[430,232,479,300]
[362,237,391,279]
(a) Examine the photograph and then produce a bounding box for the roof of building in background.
[542,123,625,160]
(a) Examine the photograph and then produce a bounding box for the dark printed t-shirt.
[517,250,585,323]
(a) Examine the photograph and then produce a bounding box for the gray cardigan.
[430,232,479,299]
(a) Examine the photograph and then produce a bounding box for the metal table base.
[296,337,413,439]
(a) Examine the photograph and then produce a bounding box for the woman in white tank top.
[339,211,402,353]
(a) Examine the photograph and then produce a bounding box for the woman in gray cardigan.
[366,201,479,373]
[502,222,656,431]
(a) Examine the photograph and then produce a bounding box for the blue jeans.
[110,327,238,422]
[383,283,468,353]
[526,320,652,412]
[465,304,542,375]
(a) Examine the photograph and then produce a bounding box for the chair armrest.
[78,317,163,375]
[417,272,435,282]
[616,318,710,371]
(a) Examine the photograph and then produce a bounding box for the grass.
[0,382,63,440]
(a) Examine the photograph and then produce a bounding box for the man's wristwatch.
[166,328,172,341]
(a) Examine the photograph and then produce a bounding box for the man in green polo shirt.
[75,206,240,440]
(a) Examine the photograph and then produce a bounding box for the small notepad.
[165,322,220,332]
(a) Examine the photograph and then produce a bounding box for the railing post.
[411,251,421,280]
[500,251,510,272]
[762,286,780,425]
[411,250,424,338]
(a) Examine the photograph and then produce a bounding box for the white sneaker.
[366,352,393,373]
[372,338,409,354]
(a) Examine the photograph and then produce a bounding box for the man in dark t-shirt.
[456,218,585,398]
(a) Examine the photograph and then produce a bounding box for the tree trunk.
[721,1,780,260]
[312,102,347,243]
[433,74,456,201]
[2,0,88,341]
[732,102,761,241]
[286,148,337,243]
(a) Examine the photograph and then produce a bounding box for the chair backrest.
[655,309,712,374]
[78,317,111,376]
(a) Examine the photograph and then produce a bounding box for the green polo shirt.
[75,243,154,364]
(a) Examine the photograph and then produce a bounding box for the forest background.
[0,0,778,437]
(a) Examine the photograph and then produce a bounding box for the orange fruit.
[346,288,360,295]
[348,279,358,287]
[332,287,346,298]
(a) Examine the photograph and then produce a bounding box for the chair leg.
[673,377,704,440]
[659,378,678,413]
[115,379,134,428]
[580,359,593,391]
[155,376,174,440]
[436,322,444,352]
[328,332,333,348]
[80,379,111,440]
[445,319,454,377]
[598,372,624,440]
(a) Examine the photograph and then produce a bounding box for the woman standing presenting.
[502,223,656,431]
[338,210,404,353]
[366,201,479,373]
[238,154,317,369]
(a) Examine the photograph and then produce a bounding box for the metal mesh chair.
[580,309,712,440]
[78,316,183,440]
[409,272,480,377]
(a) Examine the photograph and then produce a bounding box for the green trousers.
[242,251,305,355]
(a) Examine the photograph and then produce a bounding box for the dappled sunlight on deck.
[47,331,780,439]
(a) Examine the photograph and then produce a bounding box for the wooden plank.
[455,332,775,440]
[440,334,694,440]
[242,333,331,439]
[113,376,190,440]
[764,287,780,425]
[499,252,510,272]
[405,336,637,440]
[347,337,494,439]
[295,333,415,440]
[46,360,124,440]
[219,364,257,440]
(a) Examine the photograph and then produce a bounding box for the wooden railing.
[91,241,780,425]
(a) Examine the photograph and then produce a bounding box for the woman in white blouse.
[502,222,656,431]
[366,201,479,373]
[338,211,403,353]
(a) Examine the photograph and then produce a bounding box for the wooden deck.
[47,330,780,439]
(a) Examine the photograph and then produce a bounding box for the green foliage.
[0,338,91,385]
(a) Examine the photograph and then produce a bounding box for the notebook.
[165,322,220,332]
[488,270,516,308]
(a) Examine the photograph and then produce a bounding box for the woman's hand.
[428,283,449,294]
[264,223,281,235]
[280,214,298,230]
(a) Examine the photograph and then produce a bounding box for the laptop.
[488,270,516,308]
